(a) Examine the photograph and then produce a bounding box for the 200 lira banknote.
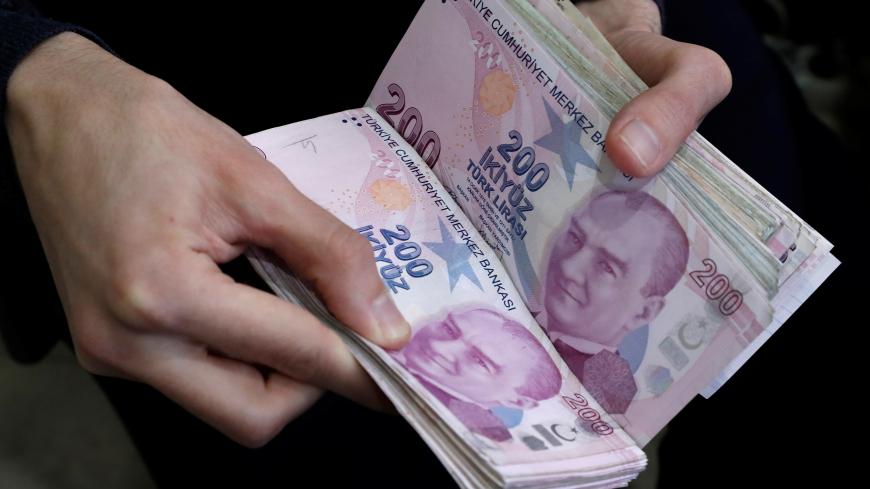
[246,108,646,488]
[242,0,838,486]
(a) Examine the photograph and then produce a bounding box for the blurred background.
[749,0,868,155]
[2,0,866,488]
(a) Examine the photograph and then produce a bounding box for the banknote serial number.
[688,258,744,316]
[376,83,442,169]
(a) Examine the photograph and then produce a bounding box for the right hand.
[4,32,411,447]
[575,0,732,178]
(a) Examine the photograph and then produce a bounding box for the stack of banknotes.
[244,1,839,487]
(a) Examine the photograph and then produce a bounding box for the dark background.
[2,1,865,488]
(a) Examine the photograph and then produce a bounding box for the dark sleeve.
[1,0,113,116]
[0,1,113,363]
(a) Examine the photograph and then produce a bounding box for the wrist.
[4,31,168,187]
[6,32,149,125]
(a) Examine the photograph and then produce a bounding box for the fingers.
[69,315,324,448]
[73,254,393,445]
[86,146,406,420]
[168,260,391,411]
[604,30,732,177]
[232,169,411,350]
[135,334,324,448]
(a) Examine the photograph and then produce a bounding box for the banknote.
[245,108,646,487]
[517,0,839,396]
[367,0,780,444]
[239,1,837,485]
[521,0,829,290]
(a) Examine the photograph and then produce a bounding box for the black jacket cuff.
[1,8,114,117]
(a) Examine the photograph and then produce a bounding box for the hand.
[575,0,732,177]
[4,32,411,447]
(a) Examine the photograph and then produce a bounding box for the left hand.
[5,32,410,448]
[575,0,733,177]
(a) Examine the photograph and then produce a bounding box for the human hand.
[575,0,732,177]
[4,32,410,447]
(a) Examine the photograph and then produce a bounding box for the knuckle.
[307,225,376,304]
[244,185,292,238]
[75,347,115,376]
[284,327,338,384]
[647,87,695,135]
[108,263,180,331]
[325,225,373,274]
[139,74,176,98]
[225,399,288,448]
[650,44,735,135]
[130,76,181,119]
[233,404,287,448]
[216,145,267,190]
[682,44,733,98]
[73,338,109,373]
[284,348,323,385]
[705,50,733,97]
[68,316,117,375]
[236,424,278,449]
[238,173,301,241]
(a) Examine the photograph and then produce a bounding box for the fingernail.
[371,291,411,347]
[619,118,661,170]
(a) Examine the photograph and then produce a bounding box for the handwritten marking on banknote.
[283,135,317,153]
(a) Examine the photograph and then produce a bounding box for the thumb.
[236,170,412,350]
[605,30,732,177]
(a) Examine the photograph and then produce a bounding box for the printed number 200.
[376,83,442,169]
[688,259,743,316]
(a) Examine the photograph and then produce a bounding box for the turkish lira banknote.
[242,0,838,486]
[246,108,646,488]
[367,0,784,445]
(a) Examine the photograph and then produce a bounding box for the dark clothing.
[0,1,856,488]
[0,1,110,120]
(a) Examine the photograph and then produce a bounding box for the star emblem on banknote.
[535,98,598,190]
[423,219,483,292]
